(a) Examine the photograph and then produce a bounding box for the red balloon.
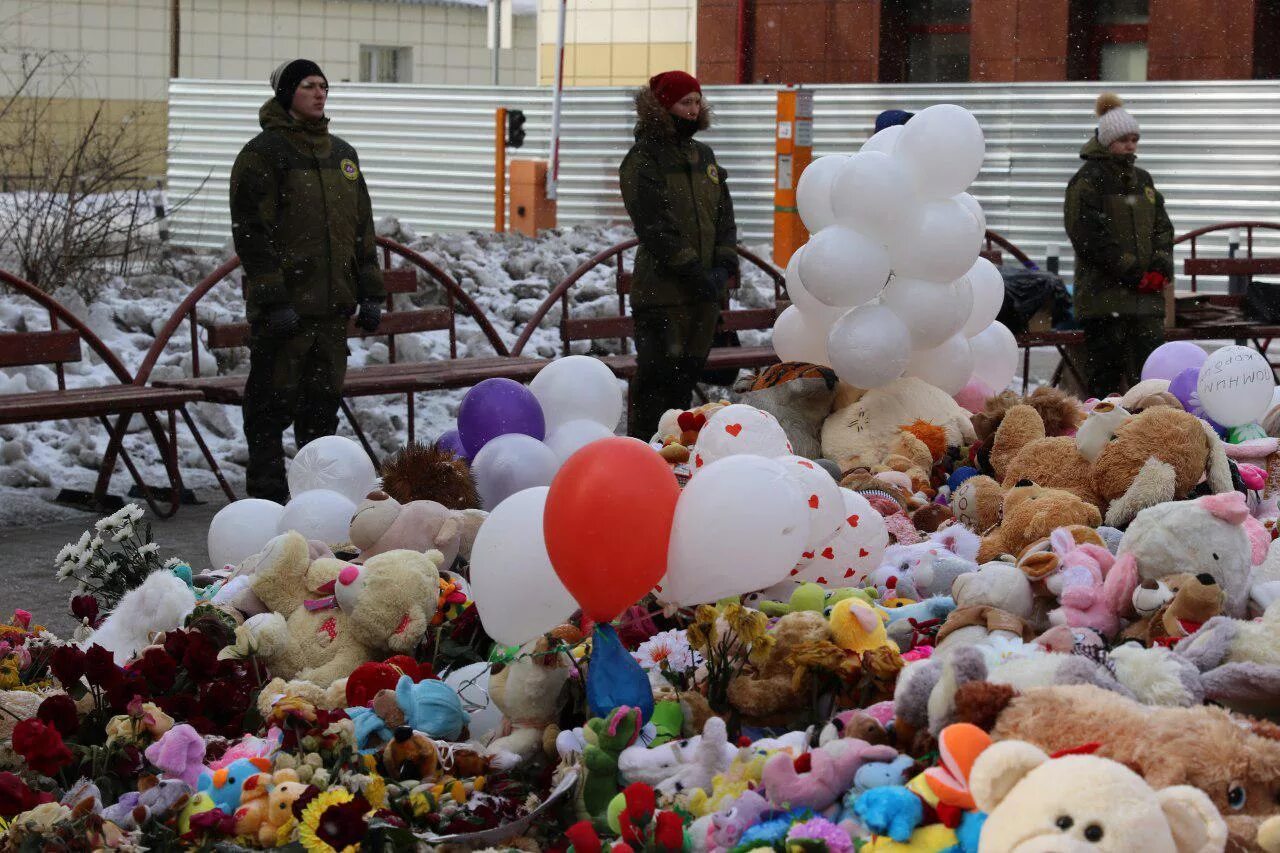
[544,437,679,623]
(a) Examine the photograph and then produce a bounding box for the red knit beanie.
[649,70,701,110]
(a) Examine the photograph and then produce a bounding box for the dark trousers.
[628,302,720,439]
[243,318,349,502]
[1079,314,1165,399]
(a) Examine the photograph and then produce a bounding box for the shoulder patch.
[1144,185,1156,204]
[340,158,359,181]
[706,163,721,183]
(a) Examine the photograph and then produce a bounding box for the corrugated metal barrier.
[168,79,1280,283]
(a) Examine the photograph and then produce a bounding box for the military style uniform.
[1064,136,1174,397]
[230,98,384,501]
[619,89,738,439]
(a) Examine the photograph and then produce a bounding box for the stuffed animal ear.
[1202,420,1235,495]
[1102,552,1140,616]
[932,526,980,562]
[455,509,487,562]
[1049,528,1075,557]
[1157,785,1228,853]
[968,740,1048,814]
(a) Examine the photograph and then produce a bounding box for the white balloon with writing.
[1197,345,1276,427]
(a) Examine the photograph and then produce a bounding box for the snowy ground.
[0,221,781,526]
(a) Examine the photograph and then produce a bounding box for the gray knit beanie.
[1096,93,1140,147]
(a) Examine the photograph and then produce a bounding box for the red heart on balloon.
[725,423,743,437]
[790,568,799,576]
[809,495,820,509]
[847,515,860,527]
[799,460,814,469]
[859,548,870,557]
[822,547,835,560]
[695,455,704,468]
[802,551,815,560]
[844,568,855,578]
[816,576,827,585]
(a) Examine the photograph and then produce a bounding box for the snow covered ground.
[0,221,780,525]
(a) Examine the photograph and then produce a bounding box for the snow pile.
[0,223,779,520]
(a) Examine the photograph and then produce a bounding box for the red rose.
[134,648,177,691]
[70,595,100,628]
[181,632,217,676]
[49,645,86,687]
[622,782,655,823]
[11,719,73,777]
[83,644,121,689]
[563,820,602,853]
[0,772,53,818]
[654,811,685,852]
[36,694,79,738]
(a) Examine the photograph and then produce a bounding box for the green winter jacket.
[230,99,383,322]
[619,88,738,311]
[1064,136,1174,320]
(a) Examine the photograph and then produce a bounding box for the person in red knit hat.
[619,70,739,439]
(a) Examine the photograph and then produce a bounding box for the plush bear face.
[349,491,401,550]
[336,550,441,652]
[971,741,1226,853]
[1093,407,1212,504]
[952,563,1034,618]
[999,485,1102,555]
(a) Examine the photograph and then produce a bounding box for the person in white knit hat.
[1064,93,1174,398]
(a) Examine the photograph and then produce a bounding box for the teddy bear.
[1113,492,1263,619]
[822,378,977,472]
[616,716,737,794]
[577,705,643,828]
[987,683,1280,852]
[970,738,1227,853]
[976,482,1102,564]
[933,563,1038,653]
[1123,573,1225,645]
[248,531,442,685]
[726,610,832,726]
[993,404,1234,527]
[655,402,730,463]
[949,474,1004,535]
[230,767,302,843]
[868,526,980,602]
[349,490,486,567]
[1175,598,1280,717]
[486,624,583,769]
[971,386,1085,449]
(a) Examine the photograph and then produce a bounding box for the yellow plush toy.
[830,597,898,654]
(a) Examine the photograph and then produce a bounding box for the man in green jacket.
[230,59,384,502]
[619,71,738,439]
[1064,93,1174,398]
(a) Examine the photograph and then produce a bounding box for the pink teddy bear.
[1044,528,1123,638]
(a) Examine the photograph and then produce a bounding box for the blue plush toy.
[944,810,986,853]
[197,757,271,815]
[853,786,923,843]
[347,675,468,754]
[853,755,917,796]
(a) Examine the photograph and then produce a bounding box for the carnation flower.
[787,817,854,853]
[11,719,73,778]
[633,630,699,674]
[36,695,79,738]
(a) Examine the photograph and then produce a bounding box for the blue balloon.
[586,623,654,723]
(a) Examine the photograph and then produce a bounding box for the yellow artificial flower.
[409,791,437,818]
[0,659,19,691]
[862,646,905,679]
[363,774,387,810]
[267,695,317,727]
[299,789,359,853]
[274,816,299,848]
[785,641,856,691]
[746,633,776,667]
[104,702,174,745]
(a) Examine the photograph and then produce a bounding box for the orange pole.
[773,86,813,267]
[495,107,507,233]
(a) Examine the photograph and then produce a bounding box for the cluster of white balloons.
[663,403,888,606]
[776,104,1019,396]
[471,356,624,509]
[207,434,378,569]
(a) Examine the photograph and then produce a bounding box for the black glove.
[355,299,382,333]
[262,305,300,337]
[698,267,733,303]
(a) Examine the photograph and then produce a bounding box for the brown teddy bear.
[993,404,1232,527]
[977,482,1102,563]
[972,386,1085,447]
[1124,573,1225,645]
[727,610,831,727]
[989,683,1280,852]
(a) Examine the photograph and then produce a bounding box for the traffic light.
[506,108,526,149]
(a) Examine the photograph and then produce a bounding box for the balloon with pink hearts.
[690,404,793,472]
[791,488,889,589]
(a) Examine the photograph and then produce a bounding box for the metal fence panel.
[169,79,1280,286]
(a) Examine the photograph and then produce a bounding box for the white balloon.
[663,455,811,605]
[962,257,1005,337]
[954,192,987,233]
[287,436,378,504]
[890,198,984,284]
[776,455,844,551]
[796,155,847,234]
[470,487,578,647]
[545,419,615,464]
[860,125,904,155]
[784,247,849,329]
[208,499,285,570]
[443,662,502,742]
[968,321,1020,393]
[277,489,356,545]
[906,333,975,395]
[895,104,986,200]
[826,303,912,389]
[471,433,559,510]
[793,489,889,587]
[1197,345,1277,427]
[529,355,624,432]
[771,305,833,366]
[881,275,971,350]
[830,151,920,244]
[798,226,892,309]
[692,404,793,469]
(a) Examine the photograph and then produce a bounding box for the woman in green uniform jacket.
[1065,93,1174,398]
[619,70,738,439]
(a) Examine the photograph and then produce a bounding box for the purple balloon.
[1169,367,1199,410]
[436,429,469,460]
[1142,341,1207,382]
[457,378,546,457]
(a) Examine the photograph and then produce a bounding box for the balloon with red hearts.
[543,437,679,623]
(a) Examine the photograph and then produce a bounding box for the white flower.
[103,560,119,576]
[633,629,699,674]
[139,542,158,556]
[111,526,132,543]
[163,557,185,569]
[124,504,144,523]
[56,563,74,581]
[90,535,103,551]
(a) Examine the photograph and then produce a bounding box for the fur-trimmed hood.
[633,86,711,142]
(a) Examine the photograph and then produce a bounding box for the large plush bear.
[822,378,976,472]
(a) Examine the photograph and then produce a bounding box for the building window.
[880,0,971,83]
[1068,0,1149,81]
[1256,0,1280,78]
[359,46,412,83]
